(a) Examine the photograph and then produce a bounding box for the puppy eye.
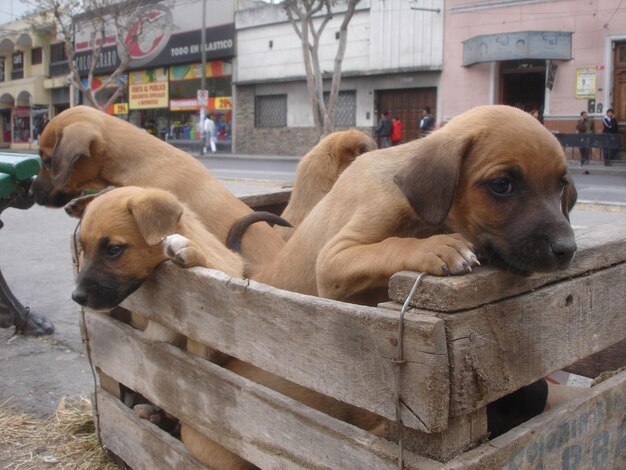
[105,244,125,259]
[488,178,514,197]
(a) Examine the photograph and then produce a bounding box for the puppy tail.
[226,211,292,253]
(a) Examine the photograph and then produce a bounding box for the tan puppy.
[67,186,258,469]
[276,129,377,240]
[31,105,284,268]
[69,186,380,469]
[248,105,578,305]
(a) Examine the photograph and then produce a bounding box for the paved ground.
[0,172,625,419]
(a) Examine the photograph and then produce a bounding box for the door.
[613,42,626,122]
[376,88,437,144]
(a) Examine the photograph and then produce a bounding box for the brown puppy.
[68,186,258,469]
[32,105,284,268]
[249,105,578,305]
[70,186,380,469]
[276,129,377,240]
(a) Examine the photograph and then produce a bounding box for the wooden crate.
[80,218,626,469]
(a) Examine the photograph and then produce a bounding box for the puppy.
[67,186,259,469]
[31,105,284,268]
[276,129,377,240]
[70,186,379,468]
[243,105,577,305]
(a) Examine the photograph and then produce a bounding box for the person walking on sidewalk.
[203,115,217,154]
[391,116,403,146]
[576,111,594,166]
[602,108,618,166]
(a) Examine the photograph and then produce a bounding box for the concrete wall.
[235,0,444,84]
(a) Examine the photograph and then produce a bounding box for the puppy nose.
[71,288,88,306]
[552,238,577,265]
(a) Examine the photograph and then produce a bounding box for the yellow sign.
[129,68,169,109]
[576,67,596,99]
[113,103,128,114]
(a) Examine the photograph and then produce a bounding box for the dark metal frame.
[0,178,54,335]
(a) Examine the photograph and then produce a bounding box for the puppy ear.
[561,173,578,221]
[128,192,184,246]
[51,123,102,188]
[64,187,116,218]
[394,131,474,226]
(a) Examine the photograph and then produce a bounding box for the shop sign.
[576,67,596,99]
[169,96,232,111]
[113,103,129,114]
[82,74,127,91]
[74,0,235,76]
[129,68,168,109]
[169,61,232,81]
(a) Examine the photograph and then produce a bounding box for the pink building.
[440,0,625,152]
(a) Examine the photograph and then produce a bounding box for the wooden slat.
[122,265,450,433]
[86,312,442,470]
[439,263,625,416]
[444,370,626,470]
[97,389,211,470]
[239,187,291,209]
[389,222,626,312]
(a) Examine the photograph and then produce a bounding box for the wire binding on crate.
[393,272,426,469]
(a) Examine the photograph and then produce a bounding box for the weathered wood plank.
[240,187,291,212]
[439,264,625,416]
[97,389,211,470]
[85,311,442,469]
[389,222,626,312]
[444,370,626,470]
[383,263,626,416]
[122,265,450,433]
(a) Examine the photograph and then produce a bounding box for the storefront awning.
[463,31,572,66]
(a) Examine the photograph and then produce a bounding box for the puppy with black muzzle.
[68,186,381,469]
[67,186,261,470]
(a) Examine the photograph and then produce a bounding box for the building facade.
[234,0,444,155]
[440,0,626,154]
[0,17,70,149]
[73,0,236,143]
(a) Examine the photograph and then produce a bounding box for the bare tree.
[283,0,360,138]
[28,0,164,109]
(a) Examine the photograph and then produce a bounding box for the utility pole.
[199,0,207,144]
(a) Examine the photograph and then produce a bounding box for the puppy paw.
[418,234,479,276]
[162,234,201,268]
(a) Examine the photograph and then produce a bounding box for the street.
[0,156,624,419]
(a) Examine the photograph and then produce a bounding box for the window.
[11,52,23,80]
[31,47,42,65]
[255,94,287,128]
[50,43,67,63]
[0,57,4,82]
[49,43,69,76]
[324,90,356,127]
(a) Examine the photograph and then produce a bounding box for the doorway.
[500,60,546,116]
[376,87,437,144]
[613,42,626,122]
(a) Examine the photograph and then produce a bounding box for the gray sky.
[0,0,30,26]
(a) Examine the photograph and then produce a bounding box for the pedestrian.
[576,111,594,166]
[391,116,402,146]
[203,114,217,154]
[40,113,49,133]
[602,108,618,166]
[375,110,393,149]
[419,106,434,136]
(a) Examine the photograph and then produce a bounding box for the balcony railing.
[49,61,69,77]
